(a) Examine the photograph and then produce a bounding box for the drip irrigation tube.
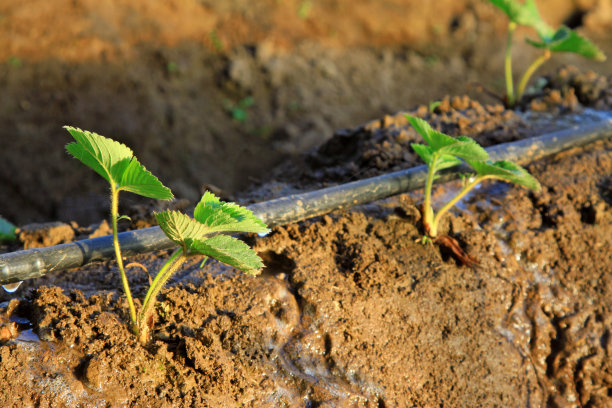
[1,117,611,285]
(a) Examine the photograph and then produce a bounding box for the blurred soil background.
[1,0,611,225]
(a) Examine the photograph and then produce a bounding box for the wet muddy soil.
[1,67,611,407]
[1,2,612,407]
[2,0,612,225]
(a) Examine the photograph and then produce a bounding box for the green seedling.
[8,56,22,68]
[224,96,255,123]
[0,215,17,243]
[166,61,179,74]
[66,127,268,344]
[406,115,540,239]
[144,191,268,343]
[65,127,173,333]
[488,0,605,107]
[298,1,313,19]
[209,30,224,52]
[428,100,441,113]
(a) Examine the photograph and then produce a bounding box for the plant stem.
[505,22,517,107]
[138,248,187,344]
[140,248,183,313]
[422,163,436,234]
[429,177,483,237]
[111,185,137,331]
[516,49,551,102]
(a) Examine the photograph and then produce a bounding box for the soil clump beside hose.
[0,67,611,407]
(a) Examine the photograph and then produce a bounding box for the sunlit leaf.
[405,115,457,151]
[487,0,543,28]
[194,191,269,234]
[527,26,606,61]
[155,210,209,247]
[65,126,133,184]
[468,160,541,191]
[65,126,173,200]
[186,235,264,274]
[438,137,489,162]
[407,116,489,165]
[434,155,463,172]
[411,143,433,165]
[119,157,173,199]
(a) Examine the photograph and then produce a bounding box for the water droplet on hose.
[2,281,22,293]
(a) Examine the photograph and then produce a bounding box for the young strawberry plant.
[66,128,268,344]
[488,0,605,107]
[66,126,174,332]
[406,115,541,240]
[144,192,268,343]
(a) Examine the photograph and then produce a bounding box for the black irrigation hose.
[1,117,611,285]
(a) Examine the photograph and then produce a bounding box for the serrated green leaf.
[65,126,173,200]
[186,235,264,274]
[194,191,269,234]
[488,0,543,28]
[405,115,457,151]
[438,138,489,162]
[119,157,173,199]
[527,26,606,60]
[193,191,222,222]
[0,215,17,242]
[65,126,133,184]
[468,160,541,191]
[406,116,489,164]
[411,143,433,165]
[434,155,463,172]
[156,210,210,247]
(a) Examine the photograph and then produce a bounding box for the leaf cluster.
[156,192,269,274]
[65,126,270,343]
[488,0,605,60]
[407,115,540,191]
[66,125,269,281]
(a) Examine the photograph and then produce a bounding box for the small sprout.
[428,100,441,113]
[298,1,313,19]
[209,30,224,52]
[488,0,605,106]
[140,192,268,344]
[224,97,255,123]
[407,115,540,240]
[8,56,22,68]
[425,55,439,67]
[166,61,179,73]
[0,216,17,243]
[66,128,267,344]
[65,126,173,332]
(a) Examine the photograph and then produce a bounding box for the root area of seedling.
[434,235,480,267]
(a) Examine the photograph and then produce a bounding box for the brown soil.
[2,0,612,225]
[1,2,612,407]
